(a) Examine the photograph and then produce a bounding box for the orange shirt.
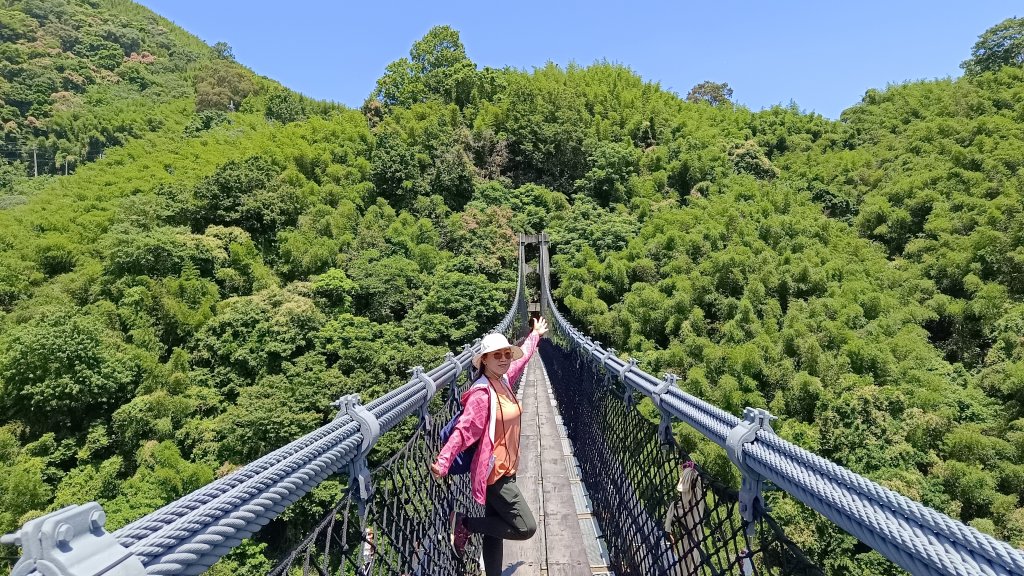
[487,379,522,485]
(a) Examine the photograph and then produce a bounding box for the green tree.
[51,456,123,510]
[497,66,589,190]
[729,140,779,180]
[686,81,734,105]
[962,17,1024,75]
[316,313,445,396]
[1,263,29,308]
[213,375,323,463]
[80,36,125,71]
[348,252,423,323]
[111,392,196,454]
[103,226,216,279]
[264,89,306,123]
[206,540,273,576]
[372,25,478,108]
[103,441,214,530]
[0,456,50,534]
[369,126,422,209]
[409,263,509,342]
[0,311,142,432]
[195,59,254,111]
[189,288,325,395]
[212,41,234,60]
[411,25,478,106]
[0,9,38,43]
[310,268,356,312]
[574,140,641,206]
[191,155,282,232]
[98,21,143,55]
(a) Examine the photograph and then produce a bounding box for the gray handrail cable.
[3,238,529,576]
[536,234,1024,576]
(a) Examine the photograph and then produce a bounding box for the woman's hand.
[532,317,549,336]
[429,461,443,479]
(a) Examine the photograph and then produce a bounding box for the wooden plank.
[504,356,594,574]
[545,562,592,575]
[503,358,544,575]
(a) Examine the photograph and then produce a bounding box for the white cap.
[471,333,524,368]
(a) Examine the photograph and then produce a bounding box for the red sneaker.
[449,511,471,555]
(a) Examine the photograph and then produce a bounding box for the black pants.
[464,475,537,575]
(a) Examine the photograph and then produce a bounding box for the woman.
[359,527,375,575]
[663,462,704,575]
[430,317,548,575]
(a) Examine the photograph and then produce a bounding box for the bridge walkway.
[502,355,613,575]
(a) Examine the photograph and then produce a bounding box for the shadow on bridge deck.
[502,355,613,575]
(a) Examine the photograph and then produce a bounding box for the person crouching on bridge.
[430,317,548,575]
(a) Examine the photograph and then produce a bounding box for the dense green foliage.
[2,4,1024,573]
[962,17,1024,76]
[0,0,334,180]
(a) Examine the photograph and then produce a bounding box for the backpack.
[439,407,475,475]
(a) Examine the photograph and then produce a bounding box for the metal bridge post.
[411,366,436,429]
[653,373,679,448]
[2,502,145,576]
[333,394,382,518]
[443,351,464,405]
[725,407,777,535]
[588,340,602,370]
[618,358,639,408]
[600,347,616,385]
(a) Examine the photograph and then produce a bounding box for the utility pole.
[33,147,37,177]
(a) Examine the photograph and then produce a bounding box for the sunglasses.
[487,350,514,360]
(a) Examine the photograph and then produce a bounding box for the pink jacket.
[435,331,540,505]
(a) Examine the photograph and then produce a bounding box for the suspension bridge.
[4,234,1024,576]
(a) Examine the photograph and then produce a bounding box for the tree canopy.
[962,17,1024,76]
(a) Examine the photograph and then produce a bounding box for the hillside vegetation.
[1,2,1023,573]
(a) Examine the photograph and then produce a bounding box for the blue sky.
[137,1,1019,119]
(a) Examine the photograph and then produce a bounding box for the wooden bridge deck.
[501,355,613,575]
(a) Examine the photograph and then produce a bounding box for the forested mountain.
[1,1,1023,573]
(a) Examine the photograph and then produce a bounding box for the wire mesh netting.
[268,376,484,576]
[539,338,823,576]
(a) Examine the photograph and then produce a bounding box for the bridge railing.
[2,238,530,576]
[536,234,1024,576]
